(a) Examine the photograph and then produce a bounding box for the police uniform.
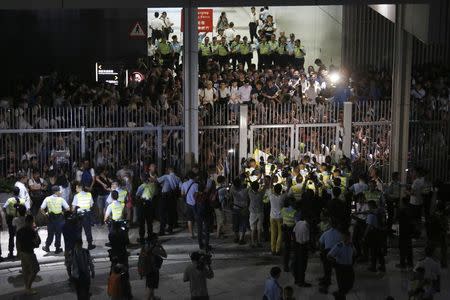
[319,228,343,288]
[158,40,172,68]
[239,42,252,69]
[230,40,241,70]
[105,200,125,222]
[136,182,156,242]
[3,196,26,256]
[293,44,305,70]
[72,191,95,247]
[258,41,270,69]
[41,193,70,251]
[281,206,296,271]
[199,42,213,71]
[217,42,229,69]
[328,241,355,300]
[366,211,386,271]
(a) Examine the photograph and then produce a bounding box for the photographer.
[183,251,214,300]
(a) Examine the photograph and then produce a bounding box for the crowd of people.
[0,148,447,299]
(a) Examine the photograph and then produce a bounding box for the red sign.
[181,9,213,33]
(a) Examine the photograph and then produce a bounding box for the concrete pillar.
[343,102,352,158]
[183,3,199,171]
[391,4,412,183]
[239,105,248,161]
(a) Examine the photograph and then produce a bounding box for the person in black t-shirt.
[16,215,41,295]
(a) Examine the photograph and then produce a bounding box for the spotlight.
[228,149,235,153]
[329,72,341,84]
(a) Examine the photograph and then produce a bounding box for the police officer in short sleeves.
[318,224,342,294]
[72,182,96,250]
[41,186,70,254]
[327,231,355,300]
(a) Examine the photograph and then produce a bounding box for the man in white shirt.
[223,22,237,44]
[160,11,174,39]
[15,174,31,210]
[249,7,258,43]
[238,80,252,104]
[293,215,312,287]
[149,12,164,44]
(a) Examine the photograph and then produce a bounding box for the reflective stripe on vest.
[5,197,25,216]
[111,201,124,221]
[201,44,212,56]
[118,190,127,204]
[240,44,250,55]
[77,192,92,210]
[281,208,296,227]
[291,185,303,201]
[294,46,304,58]
[46,196,64,214]
[218,45,228,56]
[259,43,270,55]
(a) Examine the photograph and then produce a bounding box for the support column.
[391,4,412,183]
[342,102,352,158]
[183,3,199,171]
[239,105,248,161]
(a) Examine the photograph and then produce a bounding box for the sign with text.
[95,63,121,86]
[181,9,213,33]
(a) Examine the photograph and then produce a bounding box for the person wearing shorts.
[249,181,265,247]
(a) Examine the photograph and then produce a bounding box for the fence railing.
[0,100,409,183]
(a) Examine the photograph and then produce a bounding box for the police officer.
[281,197,297,272]
[217,36,229,70]
[72,182,96,250]
[239,36,252,70]
[327,231,355,300]
[2,187,28,259]
[104,190,126,225]
[41,185,70,254]
[199,36,213,71]
[318,224,343,294]
[158,35,172,68]
[157,167,181,236]
[136,174,157,244]
[364,200,386,272]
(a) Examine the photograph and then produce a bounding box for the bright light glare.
[228,149,235,153]
[330,72,341,84]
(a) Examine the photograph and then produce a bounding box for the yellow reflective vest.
[5,197,25,216]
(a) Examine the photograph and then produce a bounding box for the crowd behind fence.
[2,98,449,183]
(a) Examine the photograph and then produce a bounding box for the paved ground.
[0,221,449,300]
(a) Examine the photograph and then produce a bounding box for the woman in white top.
[228,80,241,113]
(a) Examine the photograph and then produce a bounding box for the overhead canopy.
[0,0,428,9]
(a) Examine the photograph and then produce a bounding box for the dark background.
[0,9,147,93]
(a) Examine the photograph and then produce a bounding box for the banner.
[181,8,213,33]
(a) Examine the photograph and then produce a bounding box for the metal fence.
[1,100,400,182]
[0,126,183,179]
[408,99,450,180]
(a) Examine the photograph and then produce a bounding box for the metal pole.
[343,102,352,158]
[157,126,163,175]
[183,2,199,171]
[391,4,412,183]
[81,126,86,158]
[239,105,248,161]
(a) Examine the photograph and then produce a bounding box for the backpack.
[81,169,93,187]
[107,272,123,297]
